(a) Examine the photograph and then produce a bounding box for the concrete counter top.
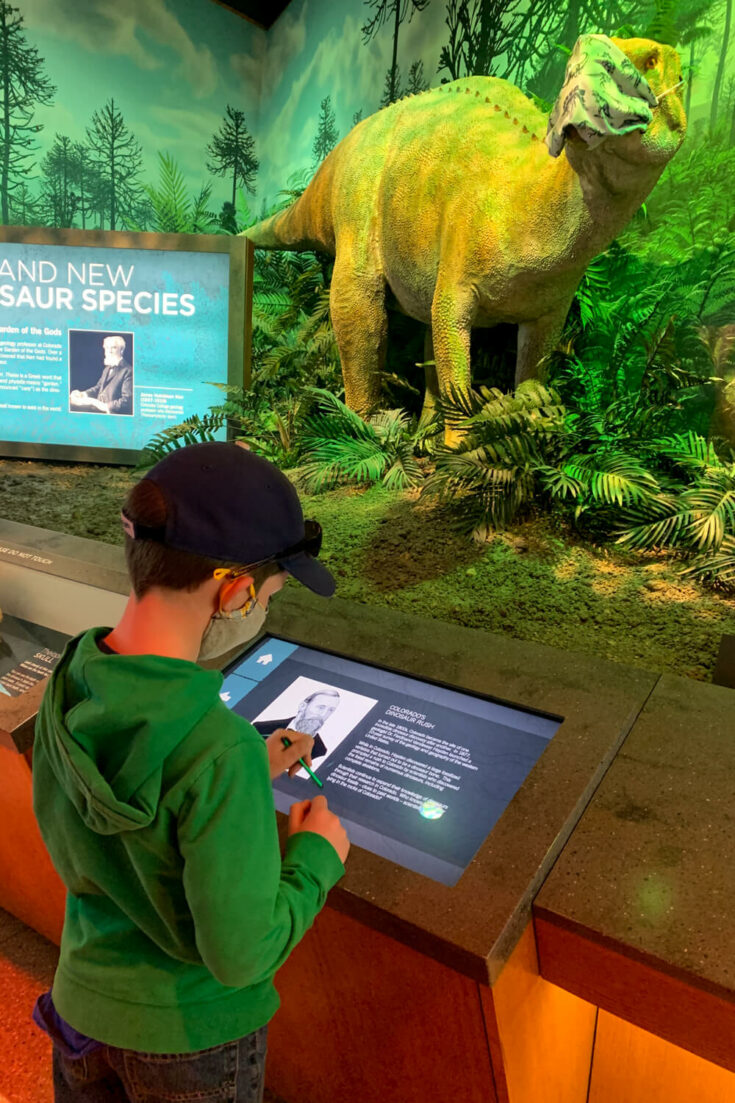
[534,673,735,1071]
[266,587,657,985]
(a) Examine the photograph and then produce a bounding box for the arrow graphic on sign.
[219,691,231,702]
[257,654,273,666]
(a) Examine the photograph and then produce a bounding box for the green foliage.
[206,104,258,206]
[426,382,566,535]
[645,0,680,46]
[556,242,722,441]
[143,153,216,234]
[136,413,226,470]
[438,0,521,81]
[85,98,144,231]
[0,2,56,224]
[427,376,735,588]
[615,435,735,586]
[312,96,339,168]
[299,388,423,492]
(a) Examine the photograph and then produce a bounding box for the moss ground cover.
[3,458,731,681]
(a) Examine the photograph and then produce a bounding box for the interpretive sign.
[222,636,561,885]
[0,240,230,456]
[0,614,69,698]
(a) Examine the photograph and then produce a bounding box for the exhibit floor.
[0,909,288,1103]
[1,458,734,681]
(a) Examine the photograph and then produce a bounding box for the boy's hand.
[288,795,350,865]
[265,728,314,779]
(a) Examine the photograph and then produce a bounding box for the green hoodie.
[32,627,345,1053]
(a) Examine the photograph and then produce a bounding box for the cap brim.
[278,552,336,597]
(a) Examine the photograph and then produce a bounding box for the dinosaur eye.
[645,53,658,70]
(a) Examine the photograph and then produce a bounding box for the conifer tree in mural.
[438,0,520,82]
[72,142,105,231]
[678,0,715,121]
[86,99,144,232]
[312,96,339,168]
[40,135,78,228]
[0,1,55,225]
[39,136,105,230]
[11,182,38,226]
[380,64,403,107]
[405,59,430,94]
[361,0,431,106]
[206,105,259,208]
[709,0,733,130]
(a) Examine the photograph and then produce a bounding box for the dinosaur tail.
[244,155,336,254]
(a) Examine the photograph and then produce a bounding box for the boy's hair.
[123,479,281,599]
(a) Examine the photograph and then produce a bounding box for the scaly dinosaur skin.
[246,38,686,442]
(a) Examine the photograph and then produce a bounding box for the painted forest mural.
[3,0,735,588]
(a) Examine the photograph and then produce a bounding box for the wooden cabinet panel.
[268,905,497,1103]
[481,925,596,1103]
[536,912,735,1076]
[589,1011,735,1103]
[0,746,64,945]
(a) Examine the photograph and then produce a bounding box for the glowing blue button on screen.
[226,638,298,685]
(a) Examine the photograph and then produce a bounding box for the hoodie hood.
[35,628,223,835]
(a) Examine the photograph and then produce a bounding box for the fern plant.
[142,153,216,234]
[615,433,735,584]
[136,413,226,469]
[299,389,423,492]
[426,381,566,536]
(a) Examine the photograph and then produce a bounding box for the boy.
[32,441,350,1103]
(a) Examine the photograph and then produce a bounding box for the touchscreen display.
[0,614,69,697]
[222,635,561,885]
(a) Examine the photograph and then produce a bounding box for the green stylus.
[281,735,324,789]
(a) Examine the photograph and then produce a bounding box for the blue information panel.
[223,635,562,886]
[0,242,229,452]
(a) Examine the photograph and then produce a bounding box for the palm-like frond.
[145,153,216,234]
[686,471,735,550]
[683,537,735,585]
[299,389,423,492]
[428,382,566,530]
[138,413,226,469]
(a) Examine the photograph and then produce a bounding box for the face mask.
[197,596,267,663]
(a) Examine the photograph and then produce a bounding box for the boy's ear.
[218,574,255,612]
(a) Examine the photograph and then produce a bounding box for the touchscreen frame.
[0,225,254,465]
[223,630,563,728]
[223,630,564,885]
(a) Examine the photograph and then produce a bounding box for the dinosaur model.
[246,37,686,441]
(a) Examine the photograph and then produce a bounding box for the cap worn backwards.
[125,442,335,597]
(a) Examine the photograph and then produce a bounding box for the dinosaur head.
[609,37,687,165]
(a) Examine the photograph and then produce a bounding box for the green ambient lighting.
[420,800,446,820]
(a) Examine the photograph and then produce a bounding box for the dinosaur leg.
[431,282,474,446]
[329,255,387,416]
[419,328,439,429]
[515,307,570,386]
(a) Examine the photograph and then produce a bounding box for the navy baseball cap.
[121,442,335,597]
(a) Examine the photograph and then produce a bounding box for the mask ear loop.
[655,79,684,103]
[218,578,258,618]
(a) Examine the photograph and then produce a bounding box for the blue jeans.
[52,1027,268,1103]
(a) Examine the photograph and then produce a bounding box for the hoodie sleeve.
[178,733,345,990]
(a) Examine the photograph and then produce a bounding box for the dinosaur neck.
[552,144,663,262]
